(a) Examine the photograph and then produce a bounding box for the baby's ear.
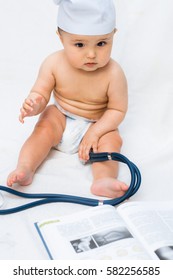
[114,28,117,34]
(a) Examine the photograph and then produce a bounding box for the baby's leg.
[7,105,66,186]
[90,130,128,198]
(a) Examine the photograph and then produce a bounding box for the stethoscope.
[0,152,141,215]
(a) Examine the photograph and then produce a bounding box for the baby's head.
[53,0,116,36]
[53,0,116,71]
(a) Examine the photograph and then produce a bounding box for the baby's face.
[58,30,115,71]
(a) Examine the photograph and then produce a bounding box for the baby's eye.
[75,43,84,48]
[97,41,107,47]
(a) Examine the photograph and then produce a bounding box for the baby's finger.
[91,142,98,153]
[22,101,33,112]
[24,98,34,106]
[19,107,28,122]
[78,144,86,160]
[80,145,91,161]
[84,146,91,161]
[78,145,83,159]
[19,113,25,123]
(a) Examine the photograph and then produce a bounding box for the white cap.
[53,0,116,35]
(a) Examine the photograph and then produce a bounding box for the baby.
[7,0,128,198]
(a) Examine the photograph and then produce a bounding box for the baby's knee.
[34,118,55,137]
[98,130,123,152]
[115,130,123,148]
[34,119,59,147]
[110,129,123,150]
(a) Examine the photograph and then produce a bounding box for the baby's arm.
[19,54,56,123]
[79,65,128,160]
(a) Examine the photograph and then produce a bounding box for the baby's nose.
[87,49,96,59]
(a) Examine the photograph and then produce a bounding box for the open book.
[35,201,173,260]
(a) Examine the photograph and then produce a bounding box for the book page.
[118,201,173,260]
[35,205,150,260]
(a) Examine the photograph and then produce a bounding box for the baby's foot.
[91,177,128,198]
[7,167,34,187]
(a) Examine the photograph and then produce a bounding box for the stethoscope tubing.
[0,152,141,214]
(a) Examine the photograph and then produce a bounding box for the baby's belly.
[54,96,106,120]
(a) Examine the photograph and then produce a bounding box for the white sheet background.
[0,0,173,259]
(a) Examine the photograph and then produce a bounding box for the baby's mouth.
[85,62,97,67]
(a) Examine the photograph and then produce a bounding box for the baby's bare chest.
[55,71,109,104]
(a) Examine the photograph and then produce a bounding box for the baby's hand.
[19,94,44,123]
[78,130,99,161]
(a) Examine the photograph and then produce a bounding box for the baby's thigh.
[36,105,66,145]
[98,130,123,153]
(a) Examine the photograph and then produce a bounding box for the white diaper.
[54,102,95,154]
